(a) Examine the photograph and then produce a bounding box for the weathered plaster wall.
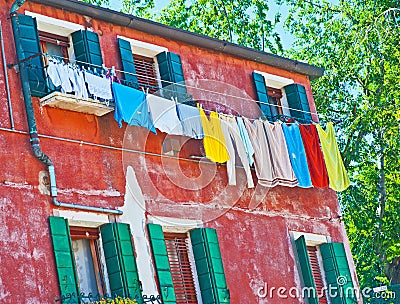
[0,0,356,303]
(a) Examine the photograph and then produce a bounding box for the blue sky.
[109,0,294,49]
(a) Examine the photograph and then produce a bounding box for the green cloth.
[316,122,350,191]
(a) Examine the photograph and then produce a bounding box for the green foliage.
[80,0,282,53]
[81,0,110,7]
[156,0,283,53]
[283,0,400,288]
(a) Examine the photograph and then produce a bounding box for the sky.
[109,0,294,49]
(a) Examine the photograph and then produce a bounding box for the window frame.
[53,210,112,296]
[254,71,295,117]
[147,217,203,303]
[117,35,167,93]
[69,226,107,296]
[291,231,330,303]
[25,11,84,62]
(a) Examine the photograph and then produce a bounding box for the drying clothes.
[244,118,298,187]
[84,71,113,100]
[176,103,204,139]
[72,69,88,100]
[220,114,254,188]
[281,123,313,188]
[57,63,73,93]
[199,108,230,163]
[236,116,255,166]
[263,121,298,187]
[243,118,277,187]
[47,61,62,87]
[147,95,183,135]
[316,123,350,191]
[298,124,329,188]
[112,83,156,133]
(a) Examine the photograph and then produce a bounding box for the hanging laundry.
[84,71,113,100]
[298,124,329,188]
[281,123,313,188]
[47,60,62,88]
[243,118,278,187]
[236,116,255,166]
[112,83,156,133]
[147,95,183,135]
[199,108,229,163]
[176,103,204,139]
[72,69,88,100]
[220,114,254,188]
[57,63,73,93]
[316,123,350,191]
[263,121,298,187]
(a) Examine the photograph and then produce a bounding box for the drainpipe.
[10,1,122,215]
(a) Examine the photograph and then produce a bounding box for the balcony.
[40,91,114,116]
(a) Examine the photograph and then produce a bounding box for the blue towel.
[112,83,156,134]
[176,103,204,139]
[236,116,255,166]
[281,123,313,188]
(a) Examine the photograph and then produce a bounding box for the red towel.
[299,124,329,188]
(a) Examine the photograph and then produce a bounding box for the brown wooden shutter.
[307,246,328,304]
[134,54,159,94]
[164,232,198,304]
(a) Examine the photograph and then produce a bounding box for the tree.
[81,0,283,54]
[282,0,400,287]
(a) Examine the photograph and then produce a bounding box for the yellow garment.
[199,108,229,163]
[316,122,350,191]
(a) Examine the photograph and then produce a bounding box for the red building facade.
[0,0,360,303]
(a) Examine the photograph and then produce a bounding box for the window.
[69,226,107,297]
[306,245,329,304]
[266,86,283,118]
[39,31,70,63]
[147,223,230,304]
[164,232,198,303]
[293,232,357,304]
[253,71,313,122]
[49,216,143,302]
[133,54,159,94]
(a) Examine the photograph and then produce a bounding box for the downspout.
[9,1,122,215]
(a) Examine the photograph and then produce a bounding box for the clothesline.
[112,82,350,192]
[44,53,327,119]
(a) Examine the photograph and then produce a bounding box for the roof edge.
[29,0,324,80]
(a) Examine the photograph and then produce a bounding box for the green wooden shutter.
[252,72,274,121]
[147,223,176,304]
[72,30,103,68]
[48,216,80,300]
[295,236,318,304]
[11,14,47,97]
[100,223,143,303]
[156,51,188,102]
[284,83,312,122]
[190,228,230,304]
[117,38,139,88]
[320,243,356,304]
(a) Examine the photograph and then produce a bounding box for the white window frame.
[254,70,295,116]
[148,216,203,304]
[25,11,84,61]
[291,231,331,304]
[53,210,112,296]
[117,35,168,89]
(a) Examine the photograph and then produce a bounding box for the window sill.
[40,92,114,116]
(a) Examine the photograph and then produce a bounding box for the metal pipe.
[52,197,123,215]
[0,21,14,130]
[10,1,122,215]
